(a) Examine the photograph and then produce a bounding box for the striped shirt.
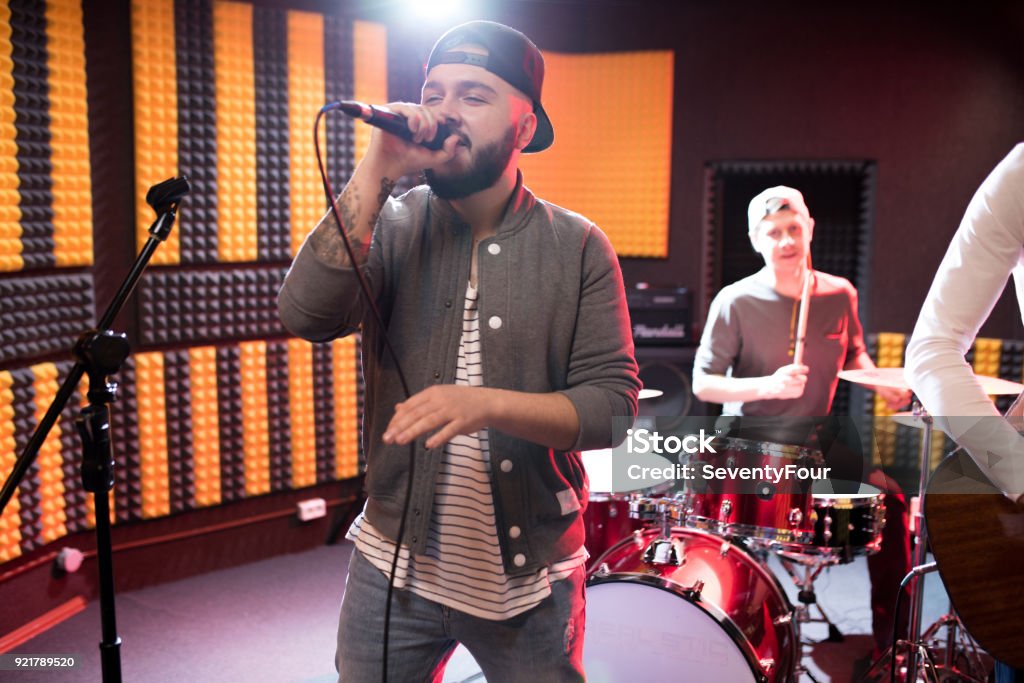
[348,281,586,620]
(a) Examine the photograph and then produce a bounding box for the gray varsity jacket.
[278,173,640,575]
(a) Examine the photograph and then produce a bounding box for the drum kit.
[581,437,883,682]
[578,368,1023,683]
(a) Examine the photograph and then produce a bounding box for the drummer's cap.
[747,185,811,234]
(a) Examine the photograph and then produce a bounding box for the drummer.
[692,185,911,661]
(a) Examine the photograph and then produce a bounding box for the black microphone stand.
[0,176,190,683]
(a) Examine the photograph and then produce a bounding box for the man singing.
[279,20,639,682]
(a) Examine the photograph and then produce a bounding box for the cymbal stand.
[906,403,933,680]
[865,404,987,682]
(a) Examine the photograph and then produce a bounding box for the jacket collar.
[427,170,538,238]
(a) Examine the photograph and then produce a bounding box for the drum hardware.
[777,558,845,644]
[686,436,822,544]
[718,498,733,525]
[834,374,1005,682]
[642,535,681,566]
[583,528,797,682]
[773,483,886,564]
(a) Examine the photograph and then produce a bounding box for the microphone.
[322,100,452,151]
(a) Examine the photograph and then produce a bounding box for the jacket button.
[487,243,501,255]
[488,315,502,329]
[509,525,521,539]
[500,459,513,473]
[433,371,440,379]
[513,553,526,567]
[412,536,418,543]
[445,300,452,308]
[414,509,421,516]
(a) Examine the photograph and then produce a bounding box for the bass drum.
[585,528,796,682]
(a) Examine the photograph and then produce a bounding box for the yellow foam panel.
[131,0,179,264]
[0,371,22,562]
[214,0,256,263]
[352,21,387,167]
[31,364,66,543]
[332,337,359,479]
[135,352,170,517]
[287,339,316,488]
[46,0,93,267]
[287,10,325,257]
[872,332,906,417]
[0,6,22,273]
[240,341,270,496]
[189,346,221,506]
[519,51,673,258]
[971,338,1002,388]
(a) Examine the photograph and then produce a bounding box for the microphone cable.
[313,108,417,683]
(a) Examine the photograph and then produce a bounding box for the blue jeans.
[335,548,586,683]
[996,662,1022,682]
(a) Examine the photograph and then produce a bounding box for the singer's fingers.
[439,134,460,157]
[386,102,435,145]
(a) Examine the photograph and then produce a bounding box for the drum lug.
[719,541,730,557]
[642,537,680,566]
[773,612,793,626]
[757,658,775,679]
[787,507,803,529]
[718,499,733,525]
[593,562,611,577]
[682,579,705,600]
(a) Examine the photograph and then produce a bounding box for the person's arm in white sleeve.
[905,143,1024,500]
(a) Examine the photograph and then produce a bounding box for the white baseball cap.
[747,185,811,233]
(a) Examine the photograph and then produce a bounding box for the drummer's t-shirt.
[694,270,869,484]
[694,269,866,421]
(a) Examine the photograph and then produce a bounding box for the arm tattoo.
[373,177,397,232]
[309,178,393,268]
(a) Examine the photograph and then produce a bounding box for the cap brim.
[524,103,553,153]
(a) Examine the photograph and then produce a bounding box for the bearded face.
[425,126,517,200]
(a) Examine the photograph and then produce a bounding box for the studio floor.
[10,540,960,683]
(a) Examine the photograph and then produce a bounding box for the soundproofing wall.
[0,1,378,567]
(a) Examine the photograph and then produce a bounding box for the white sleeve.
[905,143,1024,499]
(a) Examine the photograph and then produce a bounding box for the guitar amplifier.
[627,285,692,346]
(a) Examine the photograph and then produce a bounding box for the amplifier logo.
[633,323,685,339]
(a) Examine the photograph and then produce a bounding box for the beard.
[425,127,516,200]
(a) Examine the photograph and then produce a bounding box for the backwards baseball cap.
[425,20,553,154]
[747,185,811,233]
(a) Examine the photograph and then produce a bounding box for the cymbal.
[638,388,664,400]
[838,367,1024,395]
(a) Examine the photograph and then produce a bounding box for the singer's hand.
[382,385,494,450]
[366,102,459,178]
[757,363,809,400]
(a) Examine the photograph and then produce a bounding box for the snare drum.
[777,482,886,563]
[687,436,823,544]
[585,528,797,682]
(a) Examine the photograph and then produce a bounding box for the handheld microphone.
[322,100,452,151]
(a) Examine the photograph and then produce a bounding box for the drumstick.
[793,254,812,365]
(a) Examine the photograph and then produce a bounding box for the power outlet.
[296,497,327,521]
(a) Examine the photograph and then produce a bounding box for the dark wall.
[370,0,1024,339]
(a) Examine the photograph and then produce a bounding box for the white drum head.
[584,580,756,682]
